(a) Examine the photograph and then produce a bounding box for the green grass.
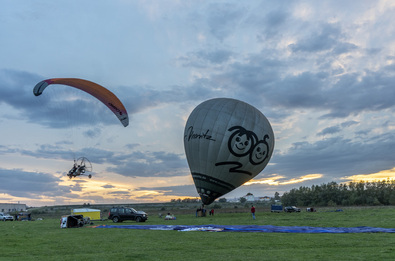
[0,206,394,260]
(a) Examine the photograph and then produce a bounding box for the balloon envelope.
[184,98,274,205]
[33,78,129,127]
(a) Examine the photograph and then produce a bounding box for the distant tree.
[281,179,395,207]
[212,204,222,209]
[274,192,280,201]
[181,198,199,203]
[389,193,395,205]
[239,197,246,203]
[218,198,227,203]
[327,200,337,207]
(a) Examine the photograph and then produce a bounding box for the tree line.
[281,179,395,207]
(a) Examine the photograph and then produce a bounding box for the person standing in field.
[251,205,256,220]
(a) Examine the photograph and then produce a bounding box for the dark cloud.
[209,53,395,119]
[107,191,131,195]
[78,147,114,164]
[205,3,245,41]
[107,151,187,178]
[332,42,358,55]
[289,23,343,53]
[341,121,358,128]
[16,143,115,165]
[266,72,328,109]
[178,49,234,68]
[115,82,219,118]
[0,145,18,155]
[355,130,370,136]
[124,143,140,150]
[139,184,197,197]
[102,184,115,189]
[68,181,85,192]
[19,144,73,161]
[255,7,291,40]
[265,131,395,179]
[196,49,233,64]
[320,70,395,118]
[171,19,394,121]
[0,168,70,198]
[317,121,359,136]
[225,57,285,92]
[104,191,135,201]
[317,126,341,136]
[83,128,102,138]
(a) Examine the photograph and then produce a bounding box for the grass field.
[1,206,394,260]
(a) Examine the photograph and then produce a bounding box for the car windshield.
[130,208,137,213]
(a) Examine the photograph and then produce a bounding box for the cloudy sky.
[1,0,394,207]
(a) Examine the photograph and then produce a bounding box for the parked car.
[284,206,301,213]
[108,207,148,223]
[0,213,14,221]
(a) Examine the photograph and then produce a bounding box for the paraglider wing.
[183,98,274,205]
[33,78,129,127]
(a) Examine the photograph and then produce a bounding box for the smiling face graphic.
[231,133,252,156]
[250,140,268,165]
[227,126,257,157]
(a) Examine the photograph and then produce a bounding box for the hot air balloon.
[184,98,274,205]
[33,78,129,127]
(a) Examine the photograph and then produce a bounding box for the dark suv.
[108,207,148,223]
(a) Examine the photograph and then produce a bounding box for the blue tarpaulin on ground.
[95,224,395,233]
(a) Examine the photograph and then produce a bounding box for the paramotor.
[67,157,93,179]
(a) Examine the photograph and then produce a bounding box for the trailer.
[71,208,101,221]
[271,205,283,213]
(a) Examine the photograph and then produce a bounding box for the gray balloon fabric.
[184,98,274,205]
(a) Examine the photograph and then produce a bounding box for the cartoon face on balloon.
[227,126,258,157]
[249,135,269,165]
[219,126,271,175]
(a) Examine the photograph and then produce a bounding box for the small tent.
[71,208,101,220]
